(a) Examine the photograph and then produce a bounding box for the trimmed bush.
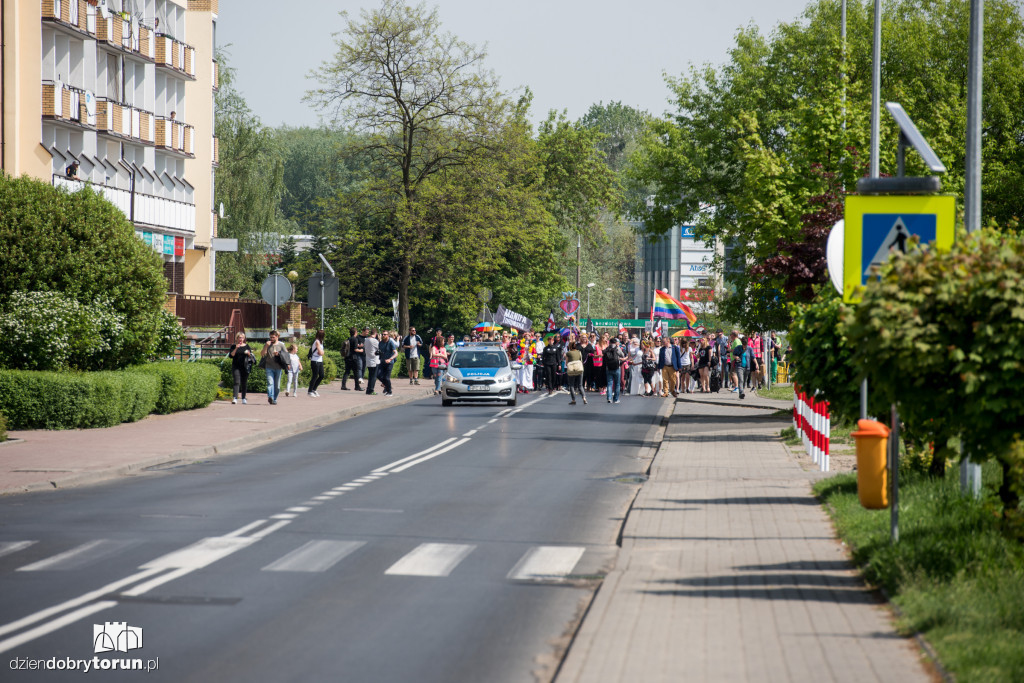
[135,362,219,414]
[0,174,169,366]
[0,412,7,441]
[0,369,160,429]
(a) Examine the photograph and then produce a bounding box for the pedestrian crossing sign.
[843,194,955,303]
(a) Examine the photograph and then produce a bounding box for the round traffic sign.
[261,274,292,306]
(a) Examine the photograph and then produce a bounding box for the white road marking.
[17,540,131,572]
[286,507,312,513]
[0,567,163,639]
[262,540,365,573]
[343,482,363,487]
[507,546,586,581]
[271,513,297,520]
[141,536,256,570]
[487,419,498,424]
[0,541,35,559]
[372,438,458,473]
[385,543,475,577]
[120,567,193,597]
[303,501,324,506]
[352,478,375,483]
[0,601,117,655]
[462,430,477,437]
[475,424,489,430]
[249,520,290,540]
[322,491,344,496]
[311,496,332,501]
[224,520,267,538]
[388,438,471,473]
[332,487,354,492]
[342,508,403,514]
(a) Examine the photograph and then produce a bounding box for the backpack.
[307,344,314,361]
[603,346,621,370]
[341,338,351,358]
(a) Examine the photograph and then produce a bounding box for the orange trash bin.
[852,419,889,509]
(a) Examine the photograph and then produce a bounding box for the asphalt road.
[0,390,665,682]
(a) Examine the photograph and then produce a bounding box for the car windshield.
[451,352,507,369]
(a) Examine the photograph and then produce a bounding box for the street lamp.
[586,282,595,319]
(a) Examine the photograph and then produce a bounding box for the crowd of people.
[225,324,787,407]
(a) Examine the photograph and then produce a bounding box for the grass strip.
[756,384,794,402]
[814,465,1024,682]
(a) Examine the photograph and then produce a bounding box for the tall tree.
[305,0,510,335]
[214,51,286,297]
[627,0,1024,328]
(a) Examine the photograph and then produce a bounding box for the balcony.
[155,118,195,157]
[212,137,220,166]
[212,60,220,91]
[155,35,196,80]
[53,175,196,234]
[42,0,93,36]
[96,99,154,144]
[42,81,94,128]
[95,13,154,61]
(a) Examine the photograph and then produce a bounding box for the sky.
[216,0,816,129]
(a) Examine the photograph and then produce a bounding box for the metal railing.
[53,175,196,233]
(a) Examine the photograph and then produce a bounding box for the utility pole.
[576,234,582,296]
[961,0,984,498]
[863,0,882,420]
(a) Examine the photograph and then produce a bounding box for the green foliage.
[0,412,7,442]
[0,291,125,371]
[815,466,1024,681]
[0,369,161,429]
[787,288,883,422]
[843,228,1024,512]
[214,50,287,297]
[134,362,220,414]
[627,0,1024,328]
[0,173,170,365]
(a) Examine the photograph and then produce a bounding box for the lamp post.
[586,282,595,319]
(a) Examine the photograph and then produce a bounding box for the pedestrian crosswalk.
[0,538,589,582]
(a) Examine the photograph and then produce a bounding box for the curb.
[3,388,435,496]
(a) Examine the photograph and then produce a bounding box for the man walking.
[341,326,364,391]
[603,337,626,404]
[657,336,682,398]
[364,329,380,395]
[403,327,423,385]
[378,330,399,396]
[716,330,730,388]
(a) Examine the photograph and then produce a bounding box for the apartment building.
[1,0,220,296]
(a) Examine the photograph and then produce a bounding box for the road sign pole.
[870,0,881,178]
[273,278,278,331]
[960,0,984,498]
[320,278,325,331]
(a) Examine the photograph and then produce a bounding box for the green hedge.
[0,369,160,429]
[0,412,7,441]
[135,362,219,414]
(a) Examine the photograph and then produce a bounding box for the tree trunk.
[398,258,412,337]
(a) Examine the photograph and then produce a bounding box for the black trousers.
[378,362,393,394]
[308,361,324,393]
[232,367,249,399]
[543,365,558,392]
[568,373,583,401]
[365,366,379,394]
[342,356,363,387]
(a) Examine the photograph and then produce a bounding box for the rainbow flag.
[652,289,697,325]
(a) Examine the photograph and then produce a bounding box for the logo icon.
[94,622,143,653]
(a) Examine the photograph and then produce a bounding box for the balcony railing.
[96,99,154,144]
[53,175,196,233]
[42,81,93,126]
[95,13,153,59]
[155,35,196,78]
[212,60,219,90]
[42,0,93,35]
[155,118,195,156]
[212,137,219,165]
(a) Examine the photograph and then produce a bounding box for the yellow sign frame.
[843,194,956,303]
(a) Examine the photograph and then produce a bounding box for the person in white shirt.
[403,327,423,385]
[285,343,302,397]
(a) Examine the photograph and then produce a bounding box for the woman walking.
[228,332,252,404]
[697,338,712,392]
[429,337,448,395]
[260,330,288,404]
[307,329,326,397]
[565,339,587,405]
[641,341,657,396]
[628,337,644,396]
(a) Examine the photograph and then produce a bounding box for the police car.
[441,342,516,407]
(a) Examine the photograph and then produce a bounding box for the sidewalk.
[557,396,935,683]
[0,378,435,495]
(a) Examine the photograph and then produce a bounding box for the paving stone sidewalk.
[0,380,434,495]
[557,399,934,683]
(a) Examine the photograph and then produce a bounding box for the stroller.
[709,363,722,393]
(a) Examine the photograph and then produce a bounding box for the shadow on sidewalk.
[735,560,853,572]
[655,572,864,589]
[640,584,884,606]
[659,495,822,506]
[663,433,782,444]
